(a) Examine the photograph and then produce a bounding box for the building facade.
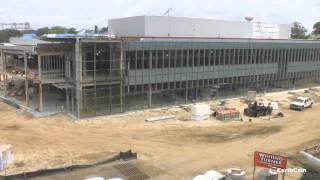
[108,16,291,39]
[1,37,320,119]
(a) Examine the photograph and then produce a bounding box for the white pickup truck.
[290,97,314,111]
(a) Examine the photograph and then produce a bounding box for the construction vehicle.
[244,101,273,117]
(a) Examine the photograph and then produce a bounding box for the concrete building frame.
[1,37,320,119]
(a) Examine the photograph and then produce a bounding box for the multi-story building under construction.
[0,16,320,119]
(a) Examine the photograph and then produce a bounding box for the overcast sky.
[0,0,319,32]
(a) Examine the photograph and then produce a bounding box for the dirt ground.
[1,88,320,179]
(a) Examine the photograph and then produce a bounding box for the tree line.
[0,21,319,43]
[291,21,320,39]
[0,26,108,42]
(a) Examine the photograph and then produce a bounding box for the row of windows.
[126,75,278,93]
[125,70,320,93]
[82,43,121,61]
[82,60,121,71]
[41,55,64,72]
[81,72,320,106]
[126,48,320,70]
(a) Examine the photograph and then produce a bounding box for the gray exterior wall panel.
[126,64,278,85]
[109,16,291,39]
[288,61,320,72]
[109,16,145,36]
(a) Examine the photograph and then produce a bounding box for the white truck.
[290,97,314,111]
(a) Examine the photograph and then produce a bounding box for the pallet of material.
[214,108,240,121]
[145,115,176,122]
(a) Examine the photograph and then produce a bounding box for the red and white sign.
[254,151,288,169]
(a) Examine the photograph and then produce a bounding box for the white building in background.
[108,16,291,39]
[252,22,291,39]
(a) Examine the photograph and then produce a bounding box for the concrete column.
[37,53,42,112]
[120,82,123,112]
[75,38,81,118]
[120,41,124,79]
[148,84,152,108]
[66,88,69,113]
[24,53,29,106]
[71,91,75,115]
[0,50,3,96]
[185,86,188,104]
[93,43,97,114]
[185,50,189,104]
[148,51,152,108]
[4,74,7,97]
[39,83,43,112]
[0,50,2,80]
[4,53,8,97]
[38,54,42,81]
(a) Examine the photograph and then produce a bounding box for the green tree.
[36,27,49,36]
[48,26,67,34]
[99,27,108,33]
[0,29,22,42]
[67,27,77,34]
[312,22,320,36]
[291,22,308,39]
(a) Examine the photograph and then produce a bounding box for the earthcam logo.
[271,167,307,173]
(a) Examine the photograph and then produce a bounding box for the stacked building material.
[0,145,13,171]
[214,108,240,121]
[226,168,246,180]
[191,104,211,120]
[257,169,278,180]
[145,115,176,122]
[247,91,257,102]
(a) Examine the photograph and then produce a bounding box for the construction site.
[0,16,320,180]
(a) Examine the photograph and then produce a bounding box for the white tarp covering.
[191,104,211,120]
[193,175,211,180]
[85,177,105,180]
[204,170,225,180]
[193,170,225,180]
[270,102,279,110]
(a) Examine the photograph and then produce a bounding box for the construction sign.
[254,151,288,169]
